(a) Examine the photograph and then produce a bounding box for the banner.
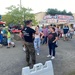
[43,15,57,19]
[47,19,57,23]
[57,15,74,20]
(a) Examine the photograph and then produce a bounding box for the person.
[42,25,48,44]
[23,20,36,66]
[0,30,3,47]
[7,29,15,48]
[34,26,44,55]
[19,25,26,51]
[69,26,74,39]
[63,25,69,41]
[47,27,58,59]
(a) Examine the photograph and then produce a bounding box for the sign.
[47,19,57,23]
[58,20,68,23]
[69,20,75,23]
[43,15,57,19]
[57,15,74,20]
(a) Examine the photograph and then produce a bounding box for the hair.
[54,25,56,27]
[37,25,39,28]
[51,27,55,31]
[24,20,32,25]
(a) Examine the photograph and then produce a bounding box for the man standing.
[63,25,69,41]
[23,20,36,66]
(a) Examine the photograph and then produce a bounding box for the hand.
[53,41,55,43]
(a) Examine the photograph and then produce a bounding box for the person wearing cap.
[22,20,36,66]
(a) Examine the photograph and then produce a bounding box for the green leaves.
[2,5,38,26]
[46,8,73,15]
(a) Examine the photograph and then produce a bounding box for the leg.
[29,44,36,65]
[34,38,38,53]
[7,39,10,48]
[25,44,30,65]
[43,36,46,44]
[48,43,52,55]
[52,44,55,57]
[45,36,47,44]
[37,38,40,53]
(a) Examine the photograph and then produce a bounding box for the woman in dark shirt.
[47,27,58,59]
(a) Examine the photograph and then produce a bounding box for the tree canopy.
[46,8,73,16]
[2,5,38,26]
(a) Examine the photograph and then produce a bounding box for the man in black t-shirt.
[23,20,36,66]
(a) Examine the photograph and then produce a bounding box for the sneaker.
[37,53,39,55]
[47,55,51,57]
[51,56,55,59]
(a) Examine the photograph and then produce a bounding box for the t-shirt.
[22,27,35,43]
[42,28,48,36]
[48,33,57,43]
[7,32,11,39]
[63,27,69,34]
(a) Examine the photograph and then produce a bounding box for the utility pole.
[20,0,22,10]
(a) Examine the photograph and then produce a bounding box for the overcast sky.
[0,0,75,14]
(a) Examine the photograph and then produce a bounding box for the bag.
[2,36,8,46]
[55,43,58,48]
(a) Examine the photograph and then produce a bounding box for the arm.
[53,33,58,43]
[40,32,44,39]
[53,37,58,43]
[19,32,22,38]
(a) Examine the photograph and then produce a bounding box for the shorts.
[7,38,11,43]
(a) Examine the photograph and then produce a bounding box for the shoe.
[7,47,10,48]
[23,47,26,51]
[51,56,55,59]
[37,53,39,55]
[47,55,51,57]
[27,63,31,66]
[13,45,15,48]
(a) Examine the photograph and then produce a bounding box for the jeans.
[43,36,47,44]
[34,38,40,53]
[48,43,56,56]
[70,33,73,39]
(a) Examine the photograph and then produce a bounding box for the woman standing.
[47,27,58,59]
[34,27,44,55]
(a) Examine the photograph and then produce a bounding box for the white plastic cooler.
[22,60,54,75]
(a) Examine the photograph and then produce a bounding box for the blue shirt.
[63,27,69,34]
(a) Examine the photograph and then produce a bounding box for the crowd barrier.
[22,60,54,75]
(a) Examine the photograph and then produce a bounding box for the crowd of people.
[0,20,74,67]
[19,20,74,67]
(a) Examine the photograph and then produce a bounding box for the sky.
[0,0,75,15]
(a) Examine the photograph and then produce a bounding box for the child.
[7,29,15,48]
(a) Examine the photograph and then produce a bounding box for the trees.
[2,5,38,26]
[46,8,73,15]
